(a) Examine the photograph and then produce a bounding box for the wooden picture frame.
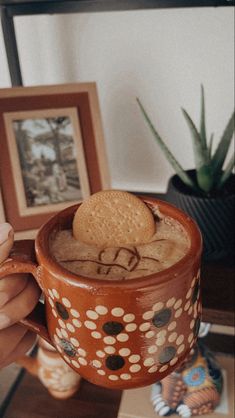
[0,83,110,237]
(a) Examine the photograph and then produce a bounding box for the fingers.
[1,331,36,369]
[0,274,28,308]
[0,222,39,370]
[0,222,31,314]
[0,223,14,263]
[2,331,36,369]
[0,324,36,368]
[0,323,27,364]
[0,277,41,330]
[0,323,27,355]
[2,331,37,368]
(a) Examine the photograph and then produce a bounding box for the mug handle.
[0,239,51,344]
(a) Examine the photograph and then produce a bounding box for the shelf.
[1,0,234,86]
[201,258,234,326]
[0,370,122,418]
[0,0,234,15]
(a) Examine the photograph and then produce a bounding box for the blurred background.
[0,7,234,193]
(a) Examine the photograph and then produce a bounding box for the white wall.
[0,7,234,192]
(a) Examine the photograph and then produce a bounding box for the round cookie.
[73,190,156,247]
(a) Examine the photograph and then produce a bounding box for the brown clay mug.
[0,197,202,389]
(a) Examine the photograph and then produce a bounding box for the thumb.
[0,223,14,263]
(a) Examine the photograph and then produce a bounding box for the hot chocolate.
[50,204,190,280]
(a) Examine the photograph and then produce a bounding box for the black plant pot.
[166,170,235,262]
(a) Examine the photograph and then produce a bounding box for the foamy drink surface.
[50,207,190,280]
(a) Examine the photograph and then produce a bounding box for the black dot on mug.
[55,301,69,320]
[194,317,201,337]
[152,308,172,328]
[159,346,176,364]
[105,355,125,370]
[102,321,124,335]
[191,281,200,304]
[59,339,76,357]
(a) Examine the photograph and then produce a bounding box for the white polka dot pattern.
[71,309,80,318]
[86,310,99,320]
[120,373,131,380]
[95,305,108,315]
[117,333,129,342]
[62,297,71,308]
[71,360,80,368]
[46,269,200,382]
[104,346,116,354]
[96,350,105,358]
[61,329,68,338]
[84,320,96,330]
[123,314,135,323]
[104,336,116,345]
[119,348,131,356]
[70,337,79,347]
[166,297,176,307]
[130,364,141,373]
[159,364,169,373]
[148,365,158,373]
[109,375,118,381]
[139,322,151,332]
[92,331,102,339]
[111,307,124,317]
[125,323,137,332]
[72,319,82,328]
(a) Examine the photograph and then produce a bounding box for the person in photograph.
[52,163,68,192]
[0,223,40,368]
[15,117,81,208]
[38,161,64,204]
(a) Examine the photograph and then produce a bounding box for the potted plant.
[137,86,235,261]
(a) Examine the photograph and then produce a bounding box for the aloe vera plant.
[137,86,235,195]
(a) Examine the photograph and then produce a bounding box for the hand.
[0,223,41,368]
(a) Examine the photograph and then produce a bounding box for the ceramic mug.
[0,197,202,389]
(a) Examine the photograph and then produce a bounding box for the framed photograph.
[0,188,5,225]
[0,83,110,233]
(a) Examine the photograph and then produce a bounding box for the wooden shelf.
[201,258,234,326]
[0,371,122,418]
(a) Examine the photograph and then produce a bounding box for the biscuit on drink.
[72,190,156,247]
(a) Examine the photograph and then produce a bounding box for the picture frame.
[0,83,110,236]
